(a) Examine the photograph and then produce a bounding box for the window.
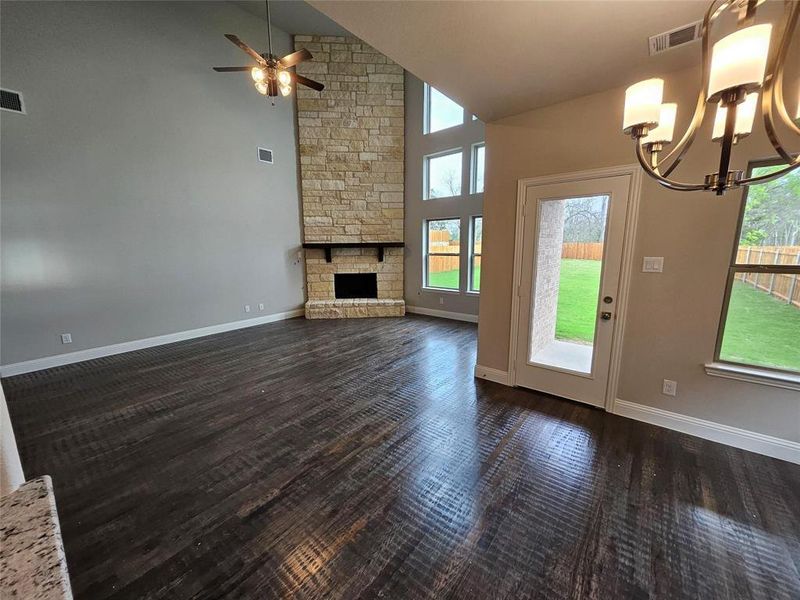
[471,143,485,194]
[469,216,482,292]
[715,162,800,374]
[425,149,462,199]
[424,84,464,134]
[425,219,461,290]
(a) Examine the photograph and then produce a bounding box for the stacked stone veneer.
[531,200,565,357]
[294,35,404,319]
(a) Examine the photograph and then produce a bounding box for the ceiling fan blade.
[212,66,251,72]
[224,34,265,64]
[279,48,312,68]
[292,73,324,92]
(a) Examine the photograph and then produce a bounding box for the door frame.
[507,165,643,411]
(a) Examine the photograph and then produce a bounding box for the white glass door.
[514,174,631,407]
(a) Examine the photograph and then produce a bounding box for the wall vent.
[1,89,25,114]
[649,21,702,55]
[258,147,274,164]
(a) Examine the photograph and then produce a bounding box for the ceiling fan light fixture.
[212,0,323,101]
[277,70,291,86]
[251,67,266,82]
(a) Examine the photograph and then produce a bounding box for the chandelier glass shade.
[622,0,799,195]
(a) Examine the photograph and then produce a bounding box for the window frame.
[470,142,485,195]
[424,217,462,291]
[423,83,465,135]
[468,215,482,294]
[712,157,800,377]
[423,148,463,200]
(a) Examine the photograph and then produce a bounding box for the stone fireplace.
[294,35,405,319]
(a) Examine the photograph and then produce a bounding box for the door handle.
[600,311,613,321]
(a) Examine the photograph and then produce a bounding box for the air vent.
[258,147,273,164]
[1,89,25,114]
[649,21,702,55]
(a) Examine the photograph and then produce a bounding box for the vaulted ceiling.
[306,0,712,121]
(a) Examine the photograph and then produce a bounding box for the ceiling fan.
[212,0,324,99]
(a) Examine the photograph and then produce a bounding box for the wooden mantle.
[302,242,404,263]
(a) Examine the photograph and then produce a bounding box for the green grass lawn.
[555,259,601,344]
[428,266,480,291]
[719,281,800,372]
[429,260,799,371]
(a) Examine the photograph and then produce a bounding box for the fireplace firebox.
[334,273,378,299]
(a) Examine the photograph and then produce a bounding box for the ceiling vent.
[649,21,702,56]
[1,89,25,114]
[258,147,274,164]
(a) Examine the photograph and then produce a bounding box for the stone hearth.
[295,35,404,319]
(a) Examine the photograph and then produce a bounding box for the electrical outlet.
[60,333,72,344]
[439,297,444,305]
[662,379,677,396]
[244,304,251,313]
[258,303,265,311]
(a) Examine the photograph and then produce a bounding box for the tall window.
[716,162,800,374]
[470,216,483,292]
[424,84,464,134]
[425,149,462,199]
[425,219,461,290]
[471,143,485,194]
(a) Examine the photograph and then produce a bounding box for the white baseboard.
[0,309,305,377]
[612,399,800,465]
[473,364,511,386]
[405,305,478,323]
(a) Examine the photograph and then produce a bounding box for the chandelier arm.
[635,142,707,191]
[738,158,800,186]
[655,0,722,177]
[761,0,800,164]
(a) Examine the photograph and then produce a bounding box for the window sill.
[422,286,461,295]
[704,362,800,392]
[466,290,480,296]
[424,195,461,201]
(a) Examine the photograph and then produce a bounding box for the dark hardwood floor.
[4,315,799,599]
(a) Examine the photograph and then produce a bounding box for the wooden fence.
[430,235,799,306]
[562,242,603,260]
[735,246,800,307]
[428,229,477,273]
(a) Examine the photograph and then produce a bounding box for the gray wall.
[403,73,484,317]
[1,1,305,365]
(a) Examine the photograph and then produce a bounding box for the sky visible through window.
[474,145,485,193]
[428,86,464,133]
[427,152,462,198]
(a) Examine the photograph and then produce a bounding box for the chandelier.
[622,0,799,195]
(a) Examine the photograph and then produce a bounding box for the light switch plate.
[662,379,677,396]
[643,256,664,273]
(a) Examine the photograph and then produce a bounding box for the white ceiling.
[306,0,714,121]
[232,0,349,36]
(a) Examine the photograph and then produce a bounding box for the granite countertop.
[0,475,73,599]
